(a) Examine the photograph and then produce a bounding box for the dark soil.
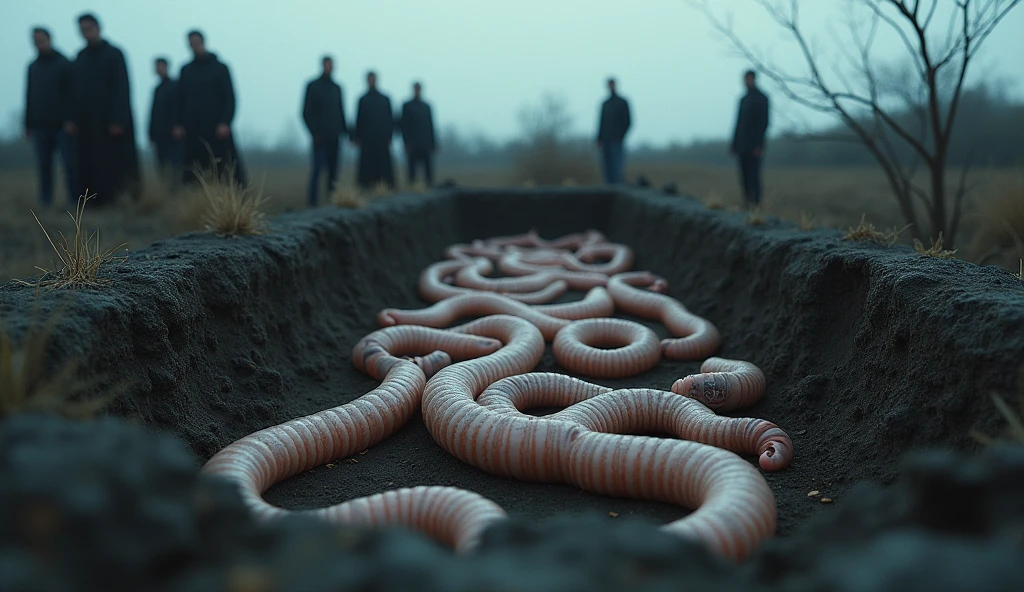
[2,187,1024,590]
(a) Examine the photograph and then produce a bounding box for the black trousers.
[154,140,183,188]
[308,136,341,206]
[738,153,763,206]
[406,149,434,186]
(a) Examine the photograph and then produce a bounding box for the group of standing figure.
[24,14,246,207]
[23,13,438,208]
[24,12,770,210]
[596,71,770,208]
[300,58,439,206]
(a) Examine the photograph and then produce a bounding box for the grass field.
[1,161,1021,285]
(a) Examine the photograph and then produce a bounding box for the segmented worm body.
[552,318,663,378]
[562,243,635,275]
[456,257,609,292]
[419,259,569,304]
[608,272,722,360]
[445,242,505,261]
[672,358,767,412]
[201,325,508,552]
[377,287,617,341]
[421,321,779,562]
[532,287,616,320]
[477,373,792,472]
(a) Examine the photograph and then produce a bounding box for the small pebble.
[608,512,619,518]
[821,498,833,504]
[808,490,820,497]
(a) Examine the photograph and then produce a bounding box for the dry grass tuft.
[843,214,909,246]
[971,366,1024,447]
[330,185,369,209]
[746,205,767,226]
[799,211,816,231]
[193,159,270,237]
[968,178,1024,267]
[0,309,117,420]
[914,232,958,259]
[704,191,725,210]
[369,182,395,199]
[17,192,127,290]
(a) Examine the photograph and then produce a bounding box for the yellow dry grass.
[914,232,958,259]
[192,159,270,237]
[16,192,127,290]
[329,184,369,209]
[843,214,909,247]
[970,365,1024,447]
[0,308,116,420]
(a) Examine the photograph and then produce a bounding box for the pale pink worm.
[607,271,722,360]
[532,287,616,320]
[444,242,505,261]
[201,325,508,553]
[421,320,778,562]
[419,259,568,304]
[477,373,792,472]
[552,318,663,378]
[672,357,767,412]
[377,287,616,340]
[455,257,609,292]
[561,243,635,275]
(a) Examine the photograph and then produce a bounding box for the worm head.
[674,373,728,409]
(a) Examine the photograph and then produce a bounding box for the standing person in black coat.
[173,30,246,187]
[399,82,437,187]
[352,71,396,191]
[24,27,76,207]
[730,70,770,208]
[67,13,141,206]
[149,57,182,188]
[596,77,631,185]
[302,55,347,206]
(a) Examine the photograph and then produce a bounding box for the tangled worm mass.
[202,228,794,562]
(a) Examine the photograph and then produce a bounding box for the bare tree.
[689,0,1020,245]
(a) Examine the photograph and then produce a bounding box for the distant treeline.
[2,85,1022,172]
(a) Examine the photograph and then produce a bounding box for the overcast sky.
[2,0,1022,148]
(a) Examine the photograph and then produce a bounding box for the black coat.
[354,90,395,148]
[69,40,141,203]
[597,94,631,143]
[731,88,770,156]
[25,50,73,131]
[176,52,245,183]
[149,77,178,144]
[400,98,436,152]
[354,89,396,188]
[302,76,347,140]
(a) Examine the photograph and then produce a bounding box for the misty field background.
[1,88,1022,285]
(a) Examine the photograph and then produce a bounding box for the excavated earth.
[2,188,1024,591]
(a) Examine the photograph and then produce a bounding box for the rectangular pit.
[1,187,1023,540]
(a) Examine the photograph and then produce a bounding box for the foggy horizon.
[2,0,1022,149]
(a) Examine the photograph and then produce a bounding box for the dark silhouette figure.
[173,30,246,187]
[24,27,76,207]
[352,71,396,190]
[400,82,437,187]
[67,13,141,206]
[302,55,347,206]
[149,57,182,188]
[730,70,770,208]
[596,77,631,185]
